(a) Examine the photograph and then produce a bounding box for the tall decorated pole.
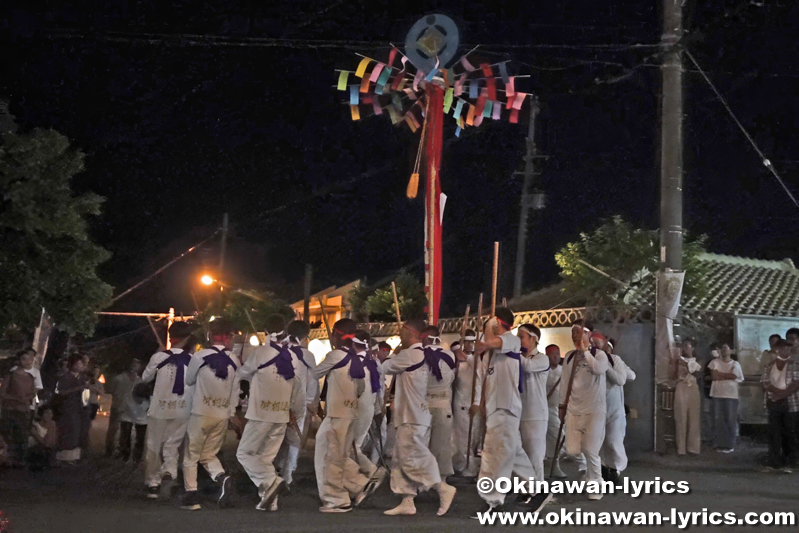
[424,84,445,323]
[336,13,529,325]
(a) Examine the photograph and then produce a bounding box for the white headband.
[352,337,369,346]
[268,331,285,342]
[463,335,477,341]
[427,336,441,345]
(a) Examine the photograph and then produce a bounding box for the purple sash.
[199,347,237,380]
[156,349,192,395]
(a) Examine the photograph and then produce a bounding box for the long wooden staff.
[549,340,581,478]
[465,293,483,469]
[386,282,403,418]
[491,242,499,317]
[315,297,333,420]
[478,243,501,451]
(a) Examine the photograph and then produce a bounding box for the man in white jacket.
[275,319,319,488]
[381,318,456,517]
[313,319,377,513]
[142,321,195,499]
[473,309,552,513]
[451,330,483,478]
[237,314,304,511]
[601,339,636,483]
[544,345,566,479]
[181,319,242,511]
[350,331,387,487]
[560,323,609,500]
[517,324,551,485]
[421,325,457,478]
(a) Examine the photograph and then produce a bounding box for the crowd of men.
[122,308,639,516]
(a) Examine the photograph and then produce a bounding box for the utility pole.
[513,96,546,299]
[655,0,684,453]
[303,264,313,322]
[219,213,229,277]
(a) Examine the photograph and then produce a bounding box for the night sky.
[3,1,799,323]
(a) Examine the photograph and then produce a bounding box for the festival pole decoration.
[337,14,530,325]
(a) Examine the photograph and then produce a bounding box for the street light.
[201,275,214,286]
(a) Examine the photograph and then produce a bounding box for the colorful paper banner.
[349,86,359,105]
[492,100,502,120]
[509,108,520,123]
[360,75,371,94]
[337,71,349,91]
[466,104,476,126]
[512,92,527,110]
[443,88,454,113]
[506,76,516,98]
[370,63,386,83]
[498,62,510,84]
[351,105,361,121]
[453,99,465,120]
[355,58,372,78]
[482,99,493,118]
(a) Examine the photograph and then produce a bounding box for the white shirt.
[237,344,303,423]
[118,374,149,425]
[381,343,431,427]
[287,342,319,407]
[479,331,525,418]
[606,353,636,417]
[770,363,788,390]
[142,348,194,420]
[520,348,551,421]
[708,359,744,399]
[560,348,609,416]
[314,349,363,420]
[186,345,241,419]
[426,347,457,409]
[546,364,562,411]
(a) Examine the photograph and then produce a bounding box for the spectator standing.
[55,354,88,464]
[708,343,744,453]
[1,349,41,466]
[117,359,148,463]
[670,338,702,455]
[760,335,782,374]
[760,339,799,473]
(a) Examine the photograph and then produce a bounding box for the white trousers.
[275,409,306,484]
[237,420,287,491]
[145,417,189,487]
[565,412,605,483]
[183,414,228,492]
[367,415,387,465]
[352,396,378,478]
[314,417,368,507]
[520,419,547,483]
[428,406,454,477]
[546,407,561,460]
[479,409,536,507]
[452,404,482,477]
[390,423,441,497]
[600,411,628,471]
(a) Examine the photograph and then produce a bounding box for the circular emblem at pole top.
[404,14,460,76]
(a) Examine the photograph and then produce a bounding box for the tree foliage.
[349,271,427,322]
[0,129,113,335]
[555,216,709,306]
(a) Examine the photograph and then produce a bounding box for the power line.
[109,228,221,304]
[685,49,799,212]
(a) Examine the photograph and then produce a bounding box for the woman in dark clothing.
[55,354,87,464]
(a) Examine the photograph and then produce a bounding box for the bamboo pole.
[491,242,500,317]
[391,281,403,332]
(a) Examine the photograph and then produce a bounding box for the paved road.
[2,421,797,532]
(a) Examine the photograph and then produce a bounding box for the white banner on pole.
[32,308,53,369]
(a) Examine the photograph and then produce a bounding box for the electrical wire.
[685,49,799,212]
[108,228,222,304]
